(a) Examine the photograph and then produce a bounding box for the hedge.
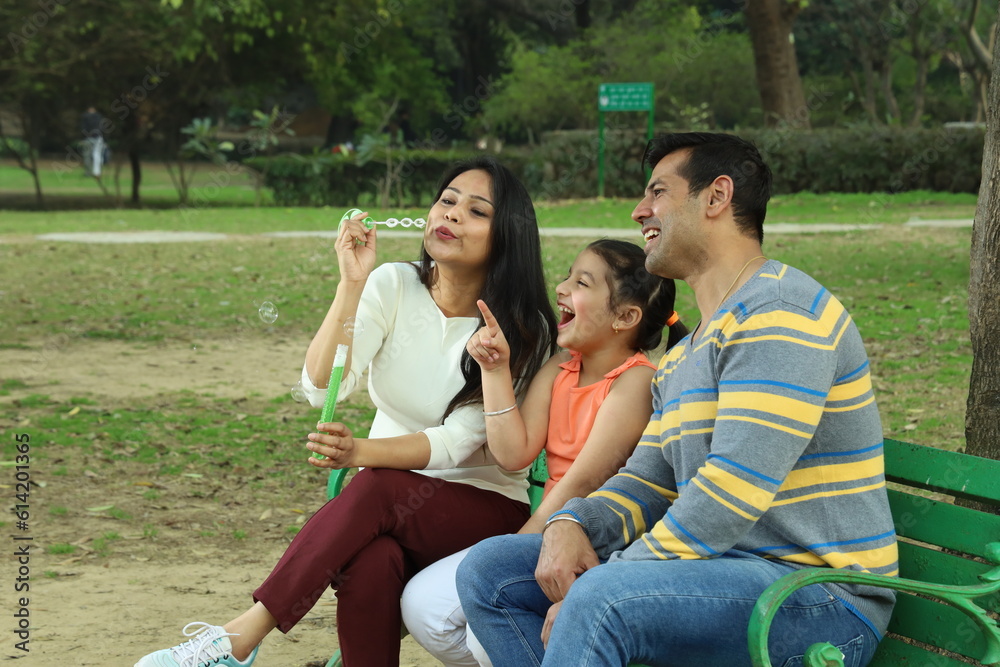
[247,126,985,206]
[245,149,533,207]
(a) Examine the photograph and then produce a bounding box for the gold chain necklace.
[693,255,766,340]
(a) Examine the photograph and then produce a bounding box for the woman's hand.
[541,600,563,649]
[335,210,378,283]
[307,422,357,469]
[466,300,510,372]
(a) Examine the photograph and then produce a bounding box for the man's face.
[631,150,703,279]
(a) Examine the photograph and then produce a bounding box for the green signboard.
[597,82,655,197]
[598,82,654,112]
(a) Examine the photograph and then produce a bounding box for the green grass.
[0,159,268,209]
[1,225,973,455]
[46,543,77,555]
[0,161,977,235]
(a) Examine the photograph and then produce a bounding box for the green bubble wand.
[340,208,426,233]
[319,344,350,495]
[320,343,349,426]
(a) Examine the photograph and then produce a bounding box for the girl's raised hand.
[335,210,378,282]
[466,299,510,372]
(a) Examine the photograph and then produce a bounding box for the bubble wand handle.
[340,208,375,230]
[320,344,349,425]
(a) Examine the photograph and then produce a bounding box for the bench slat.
[898,541,1000,614]
[888,489,1000,559]
[872,636,973,667]
[885,594,988,660]
[883,439,1000,504]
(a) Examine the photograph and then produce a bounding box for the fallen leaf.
[259,508,273,521]
[67,406,81,417]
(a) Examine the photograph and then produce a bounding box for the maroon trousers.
[253,468,529,666]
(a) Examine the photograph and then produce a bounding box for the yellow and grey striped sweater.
[557,260,898,635]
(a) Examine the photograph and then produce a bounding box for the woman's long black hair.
[586,239,688,352]
[417,156,558,418]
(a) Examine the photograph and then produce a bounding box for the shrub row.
[248,126,985,206]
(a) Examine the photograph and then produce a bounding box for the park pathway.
[25,218,973,244]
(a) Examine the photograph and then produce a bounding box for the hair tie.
[666,311,680,326]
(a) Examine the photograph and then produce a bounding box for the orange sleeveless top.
[543,350,655,496]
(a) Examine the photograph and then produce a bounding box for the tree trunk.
[745,0,811,129]
[909,53,928,127]
[129,149,142,205]
[966,14,1000,468]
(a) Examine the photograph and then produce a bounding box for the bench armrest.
[747,542,1000,667]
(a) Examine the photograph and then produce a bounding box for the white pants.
[400,547,493,667]
[86,136,105,177]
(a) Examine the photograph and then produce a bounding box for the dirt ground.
[3,338,442,666]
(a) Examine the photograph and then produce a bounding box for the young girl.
[400,238,688,666]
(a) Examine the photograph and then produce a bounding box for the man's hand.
[535,520,599,603]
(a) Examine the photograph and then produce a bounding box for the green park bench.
[750,438,1000,667]
[323,440,1000,666]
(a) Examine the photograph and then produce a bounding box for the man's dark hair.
[643,132,772,243]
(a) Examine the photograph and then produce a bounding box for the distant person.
[80,106,106,177]
[456,132,899,666]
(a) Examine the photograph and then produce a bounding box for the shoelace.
[170,622,240,667]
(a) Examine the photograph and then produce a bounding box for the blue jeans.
[456,534,880,667]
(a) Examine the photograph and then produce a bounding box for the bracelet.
[483,404,517,416]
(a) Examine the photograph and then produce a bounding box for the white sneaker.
[134,622,259,667]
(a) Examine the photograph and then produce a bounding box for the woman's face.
[424,169,494,271]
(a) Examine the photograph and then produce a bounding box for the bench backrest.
[873,438,1000,665]
[527,449,549,512]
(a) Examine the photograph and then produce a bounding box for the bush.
[247,149,535,207]
[523,126,984,199]
[0,137,33,160]
[743,126,984,194]
[249,126,983,205]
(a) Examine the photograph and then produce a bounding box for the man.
[80,106,106,177]
[456,133,898,666]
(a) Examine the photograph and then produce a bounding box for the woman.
[134,156,557,667]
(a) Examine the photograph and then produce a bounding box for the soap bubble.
[290,381,307,403]
[344,316,365,338]
[258,301,278,324]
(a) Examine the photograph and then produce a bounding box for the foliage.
[744,126,985,194]
[246,126,984,203]
[165,118,235,205]
[481,1,760,139]
[795,0,998,126]
[241,106,296,206]
[244,147,531,207]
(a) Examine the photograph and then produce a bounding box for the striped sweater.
[558,260,898,635]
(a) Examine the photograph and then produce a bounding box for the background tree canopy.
[0,0,997,204]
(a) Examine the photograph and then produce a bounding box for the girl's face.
[424,169,494,271]
[554,249,618,353]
